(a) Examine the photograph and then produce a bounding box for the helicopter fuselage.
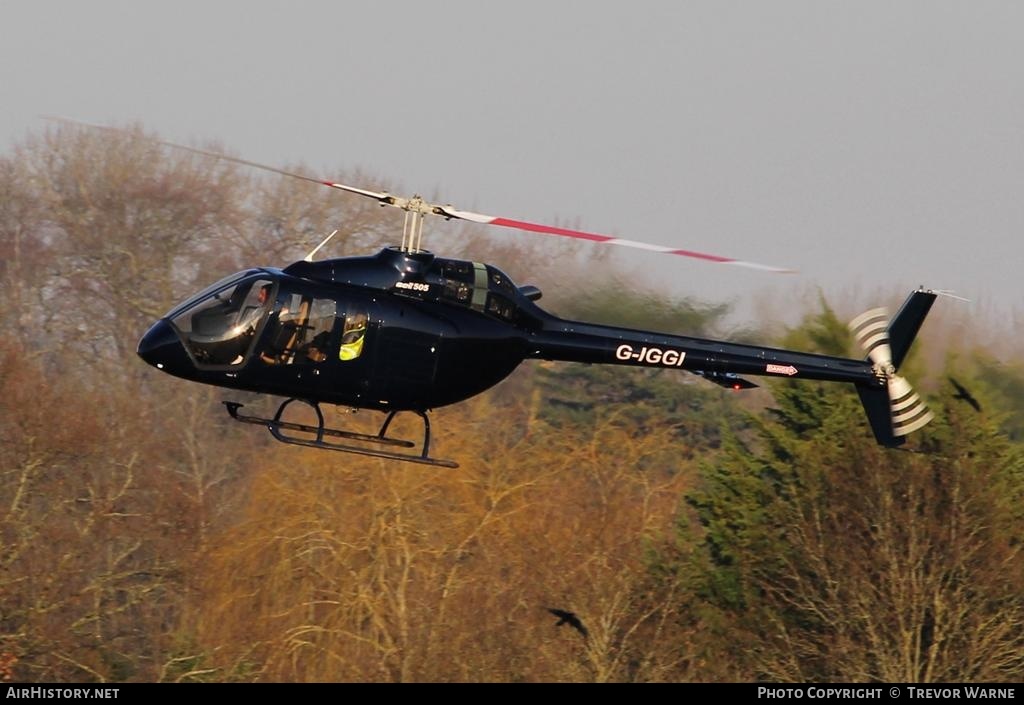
[51,118,936,462]
[137,246,883,413]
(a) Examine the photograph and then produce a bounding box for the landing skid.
[223,399,458,468]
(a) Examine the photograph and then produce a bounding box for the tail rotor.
[849,299,935,442]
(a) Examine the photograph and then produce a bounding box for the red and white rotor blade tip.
[437,205,796,273]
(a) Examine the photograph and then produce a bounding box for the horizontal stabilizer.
[693,370,758,390]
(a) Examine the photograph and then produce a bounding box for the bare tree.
[20,125,248,361]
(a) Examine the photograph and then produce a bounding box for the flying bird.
[949,377,982,412]
[546,608,589,639]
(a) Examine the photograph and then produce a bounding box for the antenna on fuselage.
[304,229,339,262]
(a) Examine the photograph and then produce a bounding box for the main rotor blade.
[40,115,395,204]
[43,116,797,272]
[437,205,796,273]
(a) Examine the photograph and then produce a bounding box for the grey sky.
[2,1,1022,324]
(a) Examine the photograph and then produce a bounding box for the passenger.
[340,314,367,361]
[303,330,330,363]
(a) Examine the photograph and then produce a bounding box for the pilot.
[230,283,274,365]
[260,287,299,365]
[257,283,272,307]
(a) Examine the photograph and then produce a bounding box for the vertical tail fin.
[849,289,938,446]
[888,288,937,370]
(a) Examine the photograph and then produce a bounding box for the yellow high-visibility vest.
[339,333,364,361]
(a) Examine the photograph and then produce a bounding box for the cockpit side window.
[171,278,274,367]
[259,293,337,365]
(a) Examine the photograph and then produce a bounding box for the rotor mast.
[397,195,435,254]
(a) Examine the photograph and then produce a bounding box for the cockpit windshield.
[164,269,264,321]
[170,276,275,366]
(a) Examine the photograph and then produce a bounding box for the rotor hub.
[873,361,897,379]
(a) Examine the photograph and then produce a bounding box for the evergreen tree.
[679,298,1024,681]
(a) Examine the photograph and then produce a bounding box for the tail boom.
[530,323,877,386]
[525,287,937,447]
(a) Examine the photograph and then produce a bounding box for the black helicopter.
[56,120,938,468]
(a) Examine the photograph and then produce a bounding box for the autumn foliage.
[1,126,1021,682]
